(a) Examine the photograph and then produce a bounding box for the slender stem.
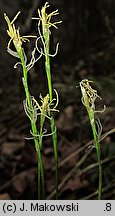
[38,151,45,199]
[38,160,41,199]
[88,110,102,199]
[16,46,45,199]
[50,115,58,199]
[39,115,45,149]
[91,123,102,199]
[44,35,59,199]
[45,54,52,101]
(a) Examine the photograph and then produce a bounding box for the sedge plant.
[3,4,109,200]
[4,2,61,199]
[4,11,45,199]
[32,2,62,199]
[4,9,57,199]
[80,79,105,199]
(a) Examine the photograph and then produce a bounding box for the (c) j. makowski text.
[19,202,79,212]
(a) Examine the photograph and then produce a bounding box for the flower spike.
[4,12,36,49]
[80,79,101,109]
[32,2,62,32]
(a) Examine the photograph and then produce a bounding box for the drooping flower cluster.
[80,79,101,110]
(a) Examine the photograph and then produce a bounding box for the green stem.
[37,150,45,199]
[50,115,58,199]
[45,55,52,101]
[15,45,45,199]
[39,115,45,149]
[44,36,59,199]
[38,160,41,199]
[88,110,102,199]
[44,36,52,101]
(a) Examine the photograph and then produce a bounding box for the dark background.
[0,0,115,200]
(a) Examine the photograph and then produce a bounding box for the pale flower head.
[80,79,101,110]
[32,2,62,37]
[4,12,36,50]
